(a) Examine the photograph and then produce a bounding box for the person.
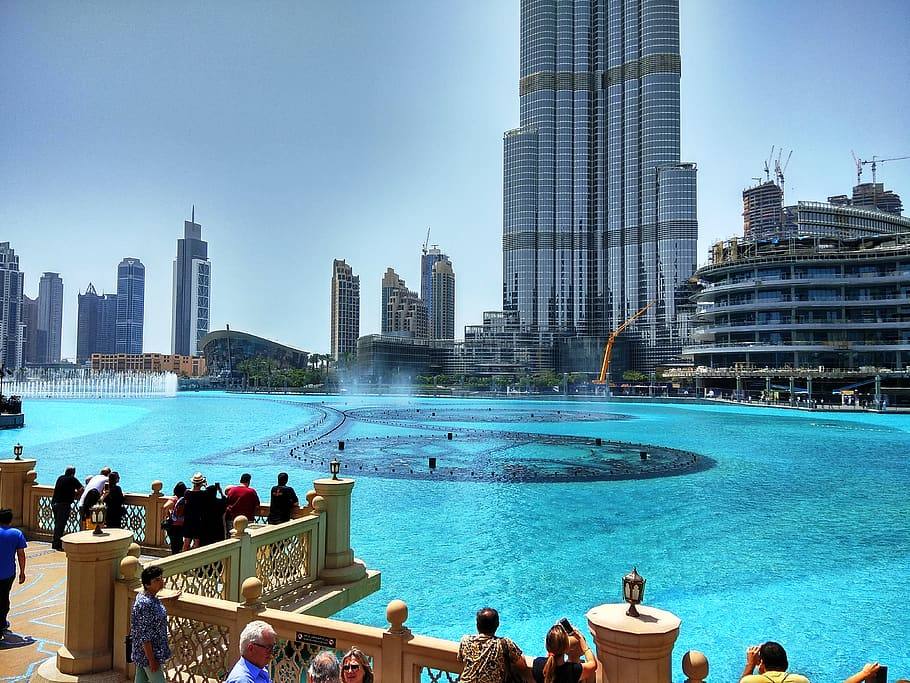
[78,467,111,526]
[130,565,179,683]
[267,473,299,524]
[182,472,208,551]
[531,624,596,683]
[0,508,27,633]
[226,473,261,526]
[458,607,528,683]
[309,651,341,683]
[341,647,374,683]
[102,471,125,529]
[844,664,881,683]
[162,482,187,554]
[740,642,810,683]
[199,483,228,546]
[224,619,277,683]
[50,466,83,550]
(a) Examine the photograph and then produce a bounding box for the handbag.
[500,637,525,683]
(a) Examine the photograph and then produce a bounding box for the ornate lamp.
[13,443,23,460]
[330,458,340,480]
[90,502,106,535]
[622,567,646,617]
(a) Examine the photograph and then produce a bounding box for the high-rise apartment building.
[116,257,145,354]
[502,0,697,370]
[22,295,38,365]
[743,181,784,241]
[381,268,427,340]
[431,258,455,340]
[0,243,25,370]
[77,283,119,363]
[330,259,360,360]
[420,246,448,335]
[172,209,210,356]
[37,272,64,364]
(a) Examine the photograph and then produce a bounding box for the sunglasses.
[252,641,280,656]
[343,664,361,672]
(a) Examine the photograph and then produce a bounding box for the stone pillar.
[765,376,772,400]
[789,377,796,406]
[586,603,681,683]
[806,377,813,407]
[735,375,742,401]
[313,477,366,584]
[875,374,882,409]
[0,457,37,527]
[56,528,134,675]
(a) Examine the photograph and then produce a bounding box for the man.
[51,466,83,550]
[225,619,277,683]
[226,473,260,525]
[741,642,810,683]
[458,607,527,683]
[78,467,111,526]
[0,508,27,633]
[308,651,341,683]
[266,472,299,524]
[130,565,179,683]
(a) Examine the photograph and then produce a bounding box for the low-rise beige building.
[90,352,207,376]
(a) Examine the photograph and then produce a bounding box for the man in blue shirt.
[225,620,277,683]
[0,508,27,633]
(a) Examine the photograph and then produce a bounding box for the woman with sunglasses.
[341,648,373,683]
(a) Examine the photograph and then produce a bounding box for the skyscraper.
[431,258,455,340]
[743,181,784,241]
[381,268,427,339]
[22,295,38,365]
[420,245,447,334]
[502,0,697,369]
[77,283,119,363]
[0,243,25,370]
[116,257,145,354]
[171,209,210,356]
[37,272,64,364]
[330,259,360,360]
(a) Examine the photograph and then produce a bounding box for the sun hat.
[191,472,206,485]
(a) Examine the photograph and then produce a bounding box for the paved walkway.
[1,541,66,683]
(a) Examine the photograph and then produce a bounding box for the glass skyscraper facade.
[503,0,698,370]
[116,257,145,354]
[172,211,210,356]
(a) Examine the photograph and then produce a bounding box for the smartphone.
[559,617,573,634]
[874,666,887,683]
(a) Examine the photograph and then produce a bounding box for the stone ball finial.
[682,650,709,682]
[386,599,409,633]
[232,515,249,538]
[127,542,141,558]
[120,555,141,581]
[151,481,163,496]
[311,495,326,512]
[26,470,37,484]
[305,490,317,508]
[241,577,263,604]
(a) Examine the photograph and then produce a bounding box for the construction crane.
[862,155,910,184]
[852,150,862,185]
[593,300,656,385]
[764,145,775,182]
[775,149,792,203]
[422,227,431,255]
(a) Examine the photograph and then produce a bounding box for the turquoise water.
[3,393,908,681]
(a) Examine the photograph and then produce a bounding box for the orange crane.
[593,300,656,384]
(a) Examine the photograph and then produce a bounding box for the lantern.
[622,567,646,617]
[13,443,23,460]
[91,503,106,535]
[330,458,340,480]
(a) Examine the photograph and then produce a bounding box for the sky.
[2,1,909,360]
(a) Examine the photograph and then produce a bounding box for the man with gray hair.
[225,620,277,683]
[307,651,341,683]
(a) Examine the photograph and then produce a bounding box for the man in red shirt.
[225,473,261,527]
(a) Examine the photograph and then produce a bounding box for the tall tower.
[0,243,25,370]
[420,245,447,334]
[22,295,38,365]
[502,0,697,369]
[330,259,360,360]
[37,272,64,364]
[171,209,210,356]
[116,257,145,354]
[381,268,427,339]
[77,283,101,364]
[431,258,455,340]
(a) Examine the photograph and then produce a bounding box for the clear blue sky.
[2,1,908,359]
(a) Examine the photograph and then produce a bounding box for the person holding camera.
[531,621,597,683]
[740,642,809,683]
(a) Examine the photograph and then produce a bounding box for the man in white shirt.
[77,467,111,523]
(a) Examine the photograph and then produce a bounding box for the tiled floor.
[1,542,66,682]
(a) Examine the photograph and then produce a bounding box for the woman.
[130,565,180,683]
[341,647,374,683]
[161,482,187,554]
[102,471,125,529]
[199,483,228,546]
[531,624,597,683]
[181,473,207,551]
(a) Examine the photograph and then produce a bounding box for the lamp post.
[622,567,646,617]
[13,443,23,461]
[330,458,340,480]
[90,502,106,535]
